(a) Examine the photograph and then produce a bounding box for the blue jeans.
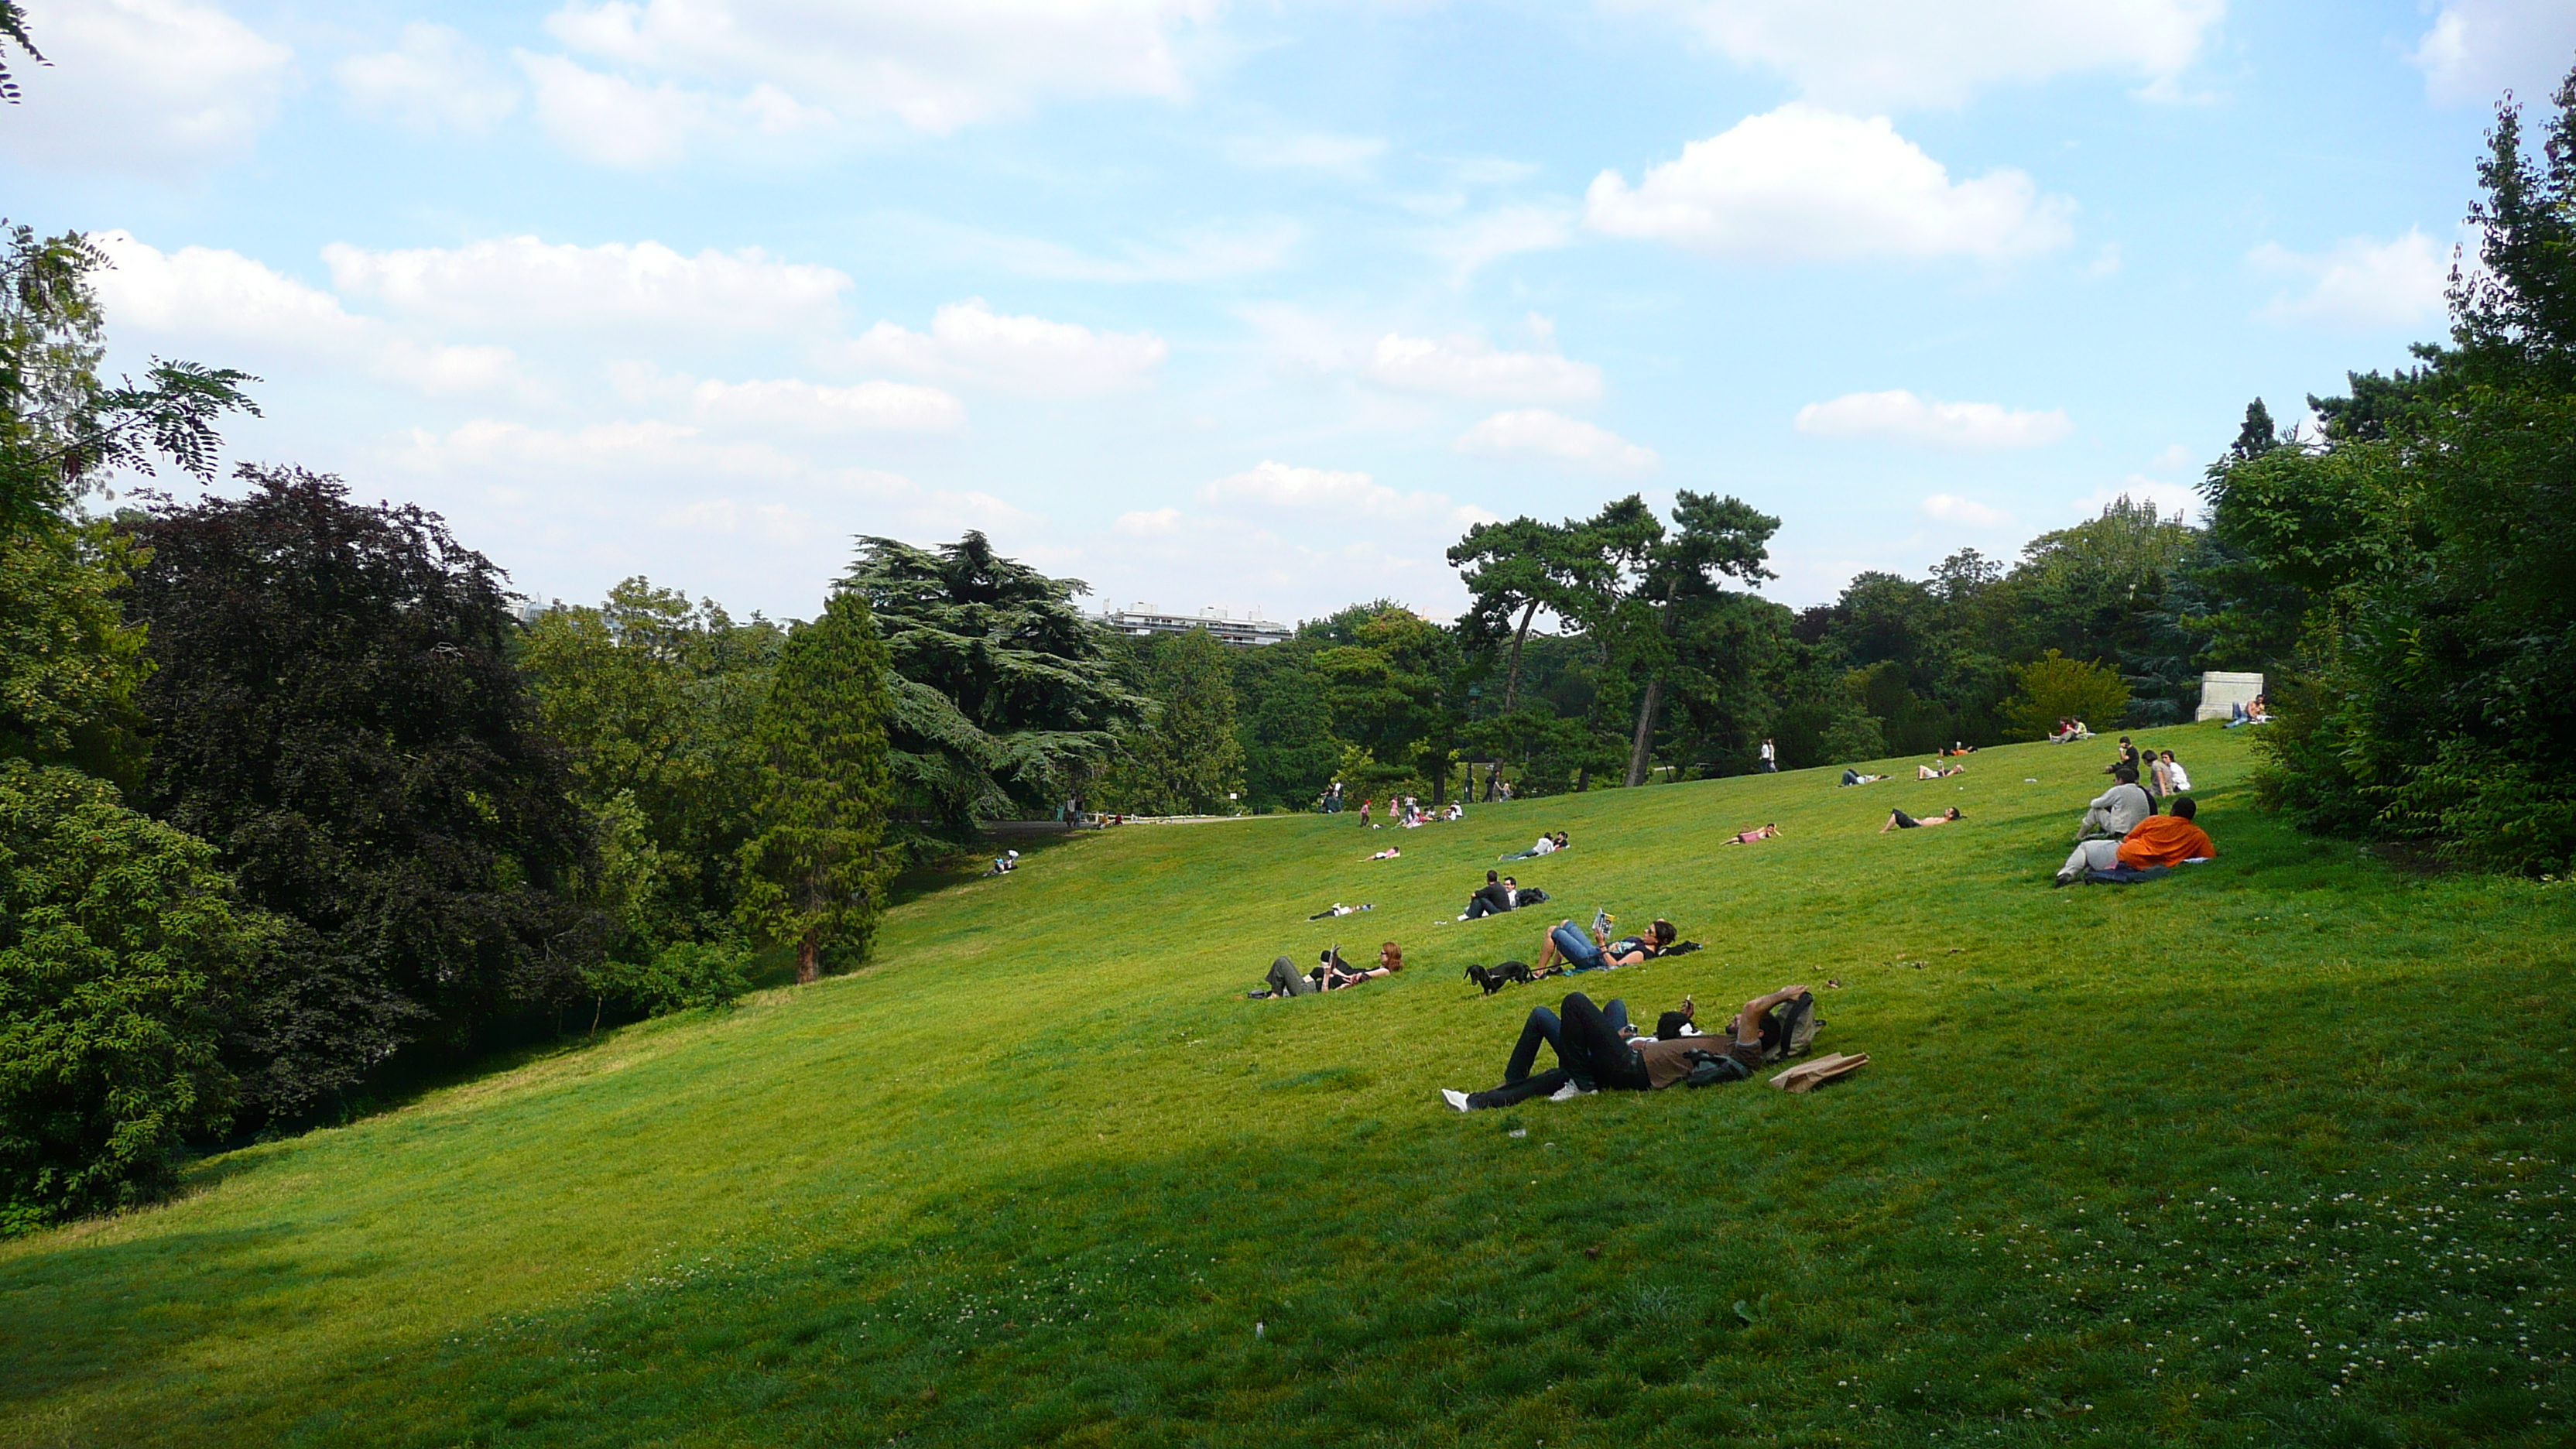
[1551,923,1605,971]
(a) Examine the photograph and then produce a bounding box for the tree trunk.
[1625,677,1666,786]
[1574,765,1590,792]
[1431,759,1446,809]
[1623,584,1684,787]
[1501,598,1540,711]
[796,928,820,985]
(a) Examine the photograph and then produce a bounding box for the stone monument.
[2197,671,2265,721]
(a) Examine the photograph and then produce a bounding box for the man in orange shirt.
[2054,796,2216,885]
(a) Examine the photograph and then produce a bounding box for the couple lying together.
[1441,985,1811,1110]
[1252,943,1403,998]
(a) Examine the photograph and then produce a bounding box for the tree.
[121,468,601,1119]
[519,579,783,957]
[1231,640,1339,811]
[1447,516,1591,713]
[1583,492,1779,787]
[737,590,895,985]
[1,761,262,1232]
[1310,605,1458,800]
[1999,651,2131,741]
[2,226,256,534]
[1,518,149,786]
[842,533,1142,844]
[0,3,41,104]
[1098,628,1245,815]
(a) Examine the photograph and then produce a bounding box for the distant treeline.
[5,66,2571,1233]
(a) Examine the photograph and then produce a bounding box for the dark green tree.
[121,468,602,1119]
[841,533,1143,844]
[1098,628,1245,815]
[735,590,895,985]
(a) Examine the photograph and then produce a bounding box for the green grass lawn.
[5,724,2571,1447]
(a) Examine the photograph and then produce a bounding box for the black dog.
[1464,960,1538,995]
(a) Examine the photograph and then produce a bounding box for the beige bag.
[1767,1051,1869,1093]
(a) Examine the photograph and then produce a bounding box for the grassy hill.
[4,724,2571,1447]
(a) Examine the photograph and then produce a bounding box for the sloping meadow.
[3,726,2570,1447]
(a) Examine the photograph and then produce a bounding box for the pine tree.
[735,590,895,985]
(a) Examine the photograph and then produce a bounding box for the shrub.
[0,762,260,1232]
[585,940,754,1023]
[1999,651,2130,741]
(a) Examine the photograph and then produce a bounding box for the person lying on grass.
[1723,823,1780,844]
[1249,943,1403,998]
[2078,766,2154,841]
[1841,769,1888,786]
[1917,762,1965,779]
[1500,831,1567,860]
[1880,807,1965,832]
[1440,985,1810,1109]
[1535,915,1675,973]
[2054,795,2217,886]
[1367,845,1402,860]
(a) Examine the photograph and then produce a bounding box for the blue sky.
[9,0,2572,624]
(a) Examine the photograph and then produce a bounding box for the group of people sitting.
[1440,985,1812,1109]
[2048,718,2096,743]
[1252,943,1404,998]
[2054,755,2216,885]
[1459,869,1547,920]
[1358,796,1464,828]
[981,849,1020,876]
[1500,831,1568,860]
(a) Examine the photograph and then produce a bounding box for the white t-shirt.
[2166,762,2192,791]
[1530,837,1558,855]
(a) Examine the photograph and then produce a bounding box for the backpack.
[1757,991,1819,1063]
[1681,1049,1750,1087]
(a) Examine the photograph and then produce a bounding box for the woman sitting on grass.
[1724,823,1780,844]
[1535,916,1675,974]
[1880,807,1965,832]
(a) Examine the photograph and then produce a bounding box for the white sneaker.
[1548,1080,1595,1102]
[1441,1088,1471,1112]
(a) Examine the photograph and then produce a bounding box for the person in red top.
[2054,796,2215,884]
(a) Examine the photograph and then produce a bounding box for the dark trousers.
[1468,993,1642,1107]
[1265,958,1316,997]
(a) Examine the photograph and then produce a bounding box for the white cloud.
[395,417,1033,534]
[2251,230,2452,333]
[1454,409,1660,471]
[3,0,293,175]
[88,231,536,400]
[1199,460,1491,524]
[844,299,1166,395]
[539,0,1210,136]
[1584,104,2075,262]
[2410,2,2576,107]
[690,377,966,433]
[1225,132,1387,172]
[1794,389,2071,450]
[324,236,851,339]
[1921,493,2011,528]
[1424,205,1577,282]
[1612,0,2224,110]
[1114,506,1184,536]
[954,219,1303,283]
[2149,443,2196,471]
[1365,334,1605,403]
[337,23,519,133]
